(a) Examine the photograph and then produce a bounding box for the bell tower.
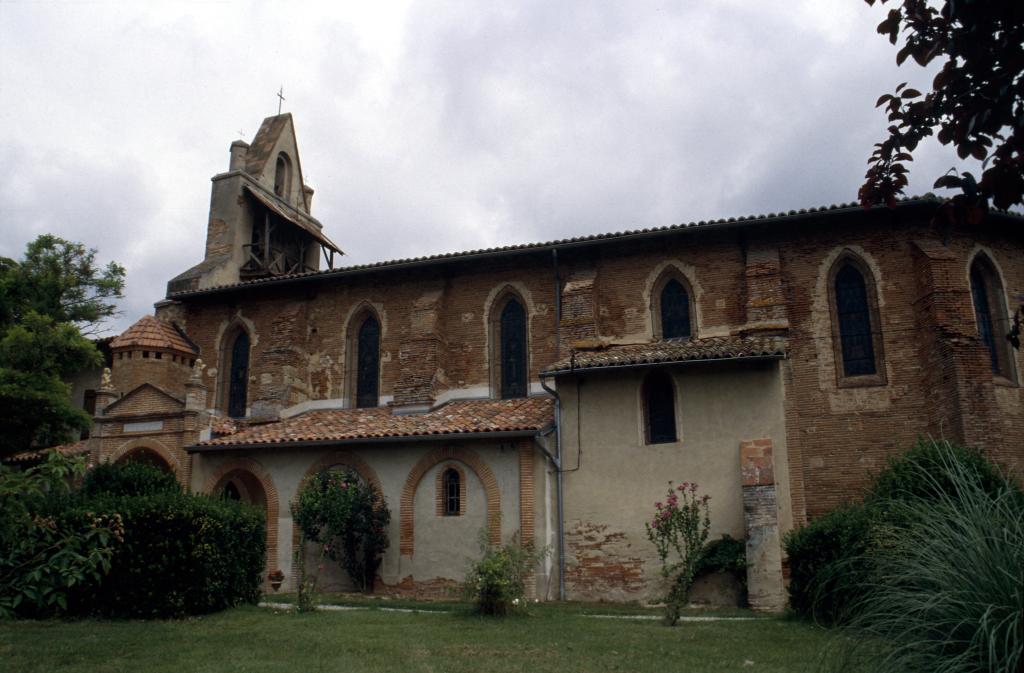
[167,114,343,295]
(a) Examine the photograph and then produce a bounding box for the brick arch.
[204,458,280,576]
[107,437,183,484]
[300,450,382,495]
[290,450,385,588]
[400,446,501,556]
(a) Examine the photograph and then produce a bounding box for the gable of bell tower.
[167,114,342,295]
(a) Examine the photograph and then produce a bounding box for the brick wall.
[158,207,1023,526]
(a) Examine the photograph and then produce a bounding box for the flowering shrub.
[291,468,391,592]
[645,481,711,625]
[463,532,544,616]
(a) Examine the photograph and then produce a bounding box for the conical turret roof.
[110,315,197,354]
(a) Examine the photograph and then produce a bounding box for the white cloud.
[0,1,972,335]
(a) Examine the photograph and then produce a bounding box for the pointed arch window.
[227,330,250,418]
[661,279,692,339]
[355,315,381,408]
[835,266,876,376]
[643,370,677,444]
[970,255,1015,381]
[652,271,695,341]
[828,255,886,386]
[499,298,528,399]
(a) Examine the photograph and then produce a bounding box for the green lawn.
[0,601,837,673]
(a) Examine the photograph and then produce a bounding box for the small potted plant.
[267,569,285,592]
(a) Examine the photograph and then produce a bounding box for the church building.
[72,114,1024,609]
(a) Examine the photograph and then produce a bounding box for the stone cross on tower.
[276,86,286,115]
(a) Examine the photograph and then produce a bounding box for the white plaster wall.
[191,438,527,591]
[556,359,790,602]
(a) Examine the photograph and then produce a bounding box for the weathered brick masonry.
[70,115,1023,602]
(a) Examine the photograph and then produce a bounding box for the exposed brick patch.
[203,458,280,581]
[740,439,775,487]
[380,575,462,600]
[565,521,645,599]
[400,446,501,556]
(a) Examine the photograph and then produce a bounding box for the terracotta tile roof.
[167,196,1023,299]
[109,315,198,354]
[195,396,555,449]
[5,441,90,464]
[542,335,788,375]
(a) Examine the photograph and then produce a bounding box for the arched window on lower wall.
[642,370,677,445]
[436,464,466,516]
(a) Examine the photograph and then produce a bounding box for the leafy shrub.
[785,439,1020,627]
[645,481,711,625]
[838,442,1024,673]
[80,461,180,498]
[292,468,390,592]
[463,533,544,617]
[64,488,265,618]
[694,534,747,591]
[783,504,875,625]
[0,451,122,618]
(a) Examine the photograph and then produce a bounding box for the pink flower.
[690,483,699,493]
[655,501,663,509]
[701,494,711,503]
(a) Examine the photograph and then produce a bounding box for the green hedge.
[783,504,875,625]
[64,490,265,618]
[784,438,1020,625]
[80,461,181,498]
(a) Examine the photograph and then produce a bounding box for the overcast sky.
[1,1,968,335]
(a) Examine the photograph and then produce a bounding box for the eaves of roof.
[166,196,1022,300]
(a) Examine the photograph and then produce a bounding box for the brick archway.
[300,450,383,494]
[291,451,385,587]
[400,446,501,556]
[204,458,280,576]
[108,438,183,485]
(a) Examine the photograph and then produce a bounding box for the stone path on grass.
[258,602,766,621]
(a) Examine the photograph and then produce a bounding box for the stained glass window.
[660,279,691,339]
[971,257,1012,378]
[644,370,677,444]
[500,299,527,399]
[356,316,380,408]
[228,331,250,418]
[835,265,876,377]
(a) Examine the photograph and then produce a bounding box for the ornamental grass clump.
[833,442,1024,673]
[645,481,710,626]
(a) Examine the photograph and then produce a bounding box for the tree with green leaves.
[0,235,125,458]
[859,1,1023,215]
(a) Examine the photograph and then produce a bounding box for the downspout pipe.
[540,372,566,601]
[544,246,568,600]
